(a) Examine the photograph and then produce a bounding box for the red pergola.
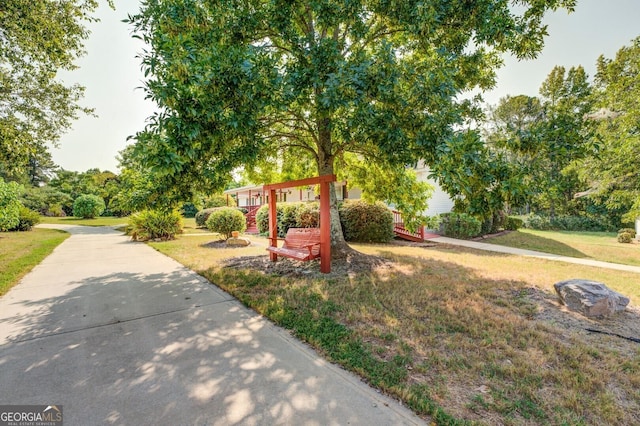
[263,174,336,273]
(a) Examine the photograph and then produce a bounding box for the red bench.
[266,228,321,261]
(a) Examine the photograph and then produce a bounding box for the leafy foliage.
[338,200,394,243]
[72,194,105,219]
[20,186,73,216]
[440,212,482,239]
[124,0,574,245]
[524,214,615,232]
[0,178,22,231]
[205,207,246,240]
[580,37,640,223]
[618,228,636,239]
[127,209,183,241]
[484,66,594,219]
[9,206,41,231]
[504,217,524,231]
[617,232,633,244]
[0,0,108,175]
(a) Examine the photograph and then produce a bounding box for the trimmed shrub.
[505,216,524,231]
[9,206,41,231]
[440,212,482,239]
[618,232,633,244]
[296,202,320,228]
[256,202,316,237]
[618,228,636,239]
[72,194,105,218]
[206,207,246,239]
[339,200,394,243]
[0,179,22,232]
[256,204,269,234]
[128,210,183,241]
[524,215,551,230]
[195,208,217,227]
[196,207,247,227]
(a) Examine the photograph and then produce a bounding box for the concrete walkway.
[0,225,424,425]
[426,235,640,274]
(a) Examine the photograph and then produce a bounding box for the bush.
[0,179,22,232]
[440,212,482,239]
[9,206,41,231]
[524,215,551,230]
[255,202,316,237]
[72,194,105,218]
[339,200,394,243]
[618,228,636,239]
[205,207,246,239]
[196,207,247,227]
[505,216,524,231]
[618,232,633,243]
[525,214,615,232]
[256,205,269,234]
[181,203,198,218]
[128,210,183,241]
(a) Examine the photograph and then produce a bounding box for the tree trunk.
[316,114,352,257]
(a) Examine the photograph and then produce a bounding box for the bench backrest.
[283,228,321,257]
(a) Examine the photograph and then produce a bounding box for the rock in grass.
[554,279,630,318]
[226,237,251,247]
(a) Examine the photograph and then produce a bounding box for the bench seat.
[266,228,321,261]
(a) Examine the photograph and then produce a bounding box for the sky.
[54,0,640,172]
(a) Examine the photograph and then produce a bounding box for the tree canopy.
[0,0,109,176]
[125,0,576,243]
[580,37,640,223]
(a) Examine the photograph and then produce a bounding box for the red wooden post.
[268,188,278,261]
[319,181,331,273]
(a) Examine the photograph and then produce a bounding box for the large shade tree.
[0,1,110,176]
[580,37,640,224]
[126,0,576,248]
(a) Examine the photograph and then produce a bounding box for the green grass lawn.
[39,216,128,227]
[149,235,640,425]
[0,228,69,296]
[484,228,640,266]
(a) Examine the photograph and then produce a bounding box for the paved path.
[426,236,640,274]
[0,225,424,425]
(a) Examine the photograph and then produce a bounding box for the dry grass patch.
[150,236,640,425]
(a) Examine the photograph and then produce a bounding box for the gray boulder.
[554,279,630,318]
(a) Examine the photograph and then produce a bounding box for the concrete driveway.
[0,225,424,425]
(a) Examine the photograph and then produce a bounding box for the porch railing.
[392,210,424,242]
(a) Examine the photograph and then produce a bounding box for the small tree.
[73,194,105,219]
[0,179,22,231]
[206,207,246,240]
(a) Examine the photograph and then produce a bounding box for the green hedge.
[128,210,183,241]
[205,207,246,239]
[440,212,482,239]
[256,201,393,242]
[524,215,615,232]
[256,202,319,237]
[196,207,247,227]
[339,200,394,243]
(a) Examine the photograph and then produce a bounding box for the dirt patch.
[518,286,640,357]
[223,251,395,278]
